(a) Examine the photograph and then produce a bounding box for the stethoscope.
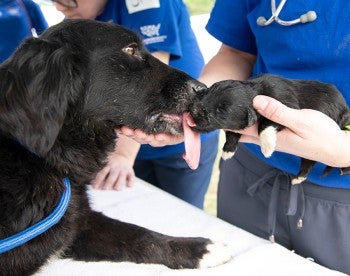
[257,0,317,26]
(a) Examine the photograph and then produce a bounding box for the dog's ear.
[0,37,83,156]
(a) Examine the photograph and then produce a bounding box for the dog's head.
[0,19,204,159]
[189,80,259,132]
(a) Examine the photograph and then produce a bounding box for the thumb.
[253,95,298,129]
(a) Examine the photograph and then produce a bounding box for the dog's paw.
[221,150,235,160]
[198,242,232,269]
[291,176,306,185]
[259,126,277,157]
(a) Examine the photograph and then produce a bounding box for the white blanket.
[36,178,344,276]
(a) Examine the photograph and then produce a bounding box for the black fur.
[190,74,350,184]
[0,20,225,275]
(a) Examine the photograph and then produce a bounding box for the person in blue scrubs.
[0,0,48,63]
[53,0,219,209]
[195,0,350,274]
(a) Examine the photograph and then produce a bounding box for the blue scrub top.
[0,0,48,63]
[97,0,218,159]
[207,0,350,188]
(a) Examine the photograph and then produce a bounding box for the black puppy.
[190,74,350,184]
[0,20,230,275]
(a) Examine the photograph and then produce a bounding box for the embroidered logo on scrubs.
[125,0,160,14]
[140,24,167,45]
[140,24,160,37]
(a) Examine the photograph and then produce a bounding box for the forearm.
[111,135,140,162]
[151,51,170,64]
[199,44,256,86]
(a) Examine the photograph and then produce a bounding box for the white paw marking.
[291,176,306,185]
[222,150,235,160]
[259,126,277,157]
[199,242,232,268]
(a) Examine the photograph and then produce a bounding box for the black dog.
[0,20,230,275]
[190,74,350,184]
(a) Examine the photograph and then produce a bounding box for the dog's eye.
[123,43,138,57]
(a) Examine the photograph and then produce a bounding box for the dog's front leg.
[222,131,241,160]
[64,211,230,269]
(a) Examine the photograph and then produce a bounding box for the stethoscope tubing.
[257,0,317,27]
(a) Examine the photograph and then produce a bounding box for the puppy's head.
[0,20,205,157]
[189,80,259,132]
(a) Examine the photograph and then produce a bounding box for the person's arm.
[237,95,350,168]
[199,44,256,86]
[152,50,170,64]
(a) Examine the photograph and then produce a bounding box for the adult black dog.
[189,74,350,184]
[0,20,230,275]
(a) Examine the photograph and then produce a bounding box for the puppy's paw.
[291,176,306,185]
[221,150,235,160]
[199,242,232,268]
[259,126,277,157]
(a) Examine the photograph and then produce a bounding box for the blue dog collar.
[0,177,71,254]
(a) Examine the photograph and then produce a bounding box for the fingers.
[91,166,110,189]
[103,170,135,191]
[91,165,135,191]
[253,95,299,130]
[118,126,183,146]
[118,127,156,144]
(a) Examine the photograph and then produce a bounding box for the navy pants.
[218,145,350,274]
[134,134,219,209]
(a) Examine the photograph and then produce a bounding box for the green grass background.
[184,0,215,15]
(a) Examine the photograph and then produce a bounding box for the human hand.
[236,95,350,167]
[118,126,184,147]
[92,154,135,190]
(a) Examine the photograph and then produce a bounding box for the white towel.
[36,178,345,276]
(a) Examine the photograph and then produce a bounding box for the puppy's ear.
[0,37,83,156]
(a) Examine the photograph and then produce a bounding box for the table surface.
[35,178,345,276]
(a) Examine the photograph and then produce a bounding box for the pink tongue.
[182,112,200,170]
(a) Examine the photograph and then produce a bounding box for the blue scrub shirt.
[0,0,47,63]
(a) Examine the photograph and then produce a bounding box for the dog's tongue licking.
[182,112,200,170]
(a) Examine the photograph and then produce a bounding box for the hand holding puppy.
[238,95,350,168]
